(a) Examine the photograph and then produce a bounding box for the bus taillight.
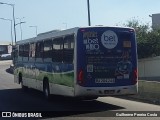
[133,69,138,84]
[78,70,84,85]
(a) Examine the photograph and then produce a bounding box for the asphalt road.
[0,60,160,120]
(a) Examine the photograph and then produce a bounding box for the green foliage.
[124,19,160,59]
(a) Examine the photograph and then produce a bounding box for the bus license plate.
[95,78,115,83]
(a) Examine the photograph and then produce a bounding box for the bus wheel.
[19,74,28,91]
[43,80,50,100]
[21,80,28,91]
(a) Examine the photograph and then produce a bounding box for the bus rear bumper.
[74,84,138,97]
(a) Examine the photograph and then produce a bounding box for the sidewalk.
[0,60,12,64]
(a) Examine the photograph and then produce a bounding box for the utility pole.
[0,2,16,44]
[16,17,25,41]
[87,0,91,26]
[0,18,13,45]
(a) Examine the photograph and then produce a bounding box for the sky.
[0,0,160,44]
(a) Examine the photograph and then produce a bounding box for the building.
[151,13,160,30]
[0,41,12,55]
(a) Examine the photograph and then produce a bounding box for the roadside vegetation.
[124,19,160,59]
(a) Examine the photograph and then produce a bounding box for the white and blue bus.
[14,26,138,100]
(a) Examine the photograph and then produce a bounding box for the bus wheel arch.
[43,77,50,100]
[18,72,28,91]
[18,72,22,84]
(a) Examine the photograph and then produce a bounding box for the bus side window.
[29,43,36,61]
[35,41,44,61]
[19,44,24,61]
[44,39,53,60]
[63,35,74,63]
[23,44,29,61]
[52,38,63,63]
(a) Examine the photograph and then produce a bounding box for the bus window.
[52,38,63,62]
[23,44,29,61]
[29,43,36,61]
[13,46,18,64]
[63,35,74,63]
[44,39,53,59]
[36,41,44,58]
[19,45,24,57]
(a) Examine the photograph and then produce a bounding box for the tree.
[124,19,160,58]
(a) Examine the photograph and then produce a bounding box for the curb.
[0,60,12,64]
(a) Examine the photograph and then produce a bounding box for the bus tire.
[19,73,28,91]
[43,79,50,100]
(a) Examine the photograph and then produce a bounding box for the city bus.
[14,26,138,100]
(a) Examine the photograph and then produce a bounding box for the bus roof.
[16,26,134,45]
[16,27,79,45]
